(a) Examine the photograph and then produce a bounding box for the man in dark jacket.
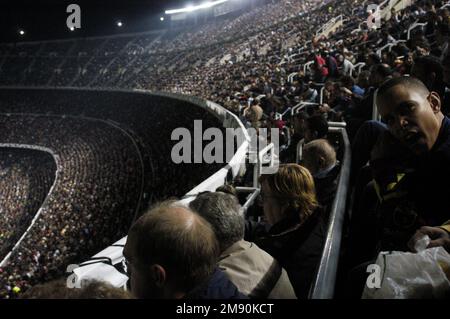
[302,139,339,216]
[280,111,309,163]
[371,76,450,251]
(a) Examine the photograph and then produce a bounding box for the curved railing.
[309,124,351,299]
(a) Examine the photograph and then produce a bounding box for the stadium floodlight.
[165,0,229,15]
[117,21,123,27]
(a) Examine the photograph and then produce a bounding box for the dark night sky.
[0,0,209,42]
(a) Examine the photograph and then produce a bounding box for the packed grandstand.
[0,0,450,299]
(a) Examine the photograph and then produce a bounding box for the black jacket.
[245,209,326,298]
[370,117,450,250]
[314,164,340,217]
[185,268,248,299]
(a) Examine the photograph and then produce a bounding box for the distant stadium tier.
[0,88,225,298]
[0,148,56,261]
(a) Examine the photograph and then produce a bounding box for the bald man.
[123,200,247,299]
[302,139,339,212]
[370,76,450,251]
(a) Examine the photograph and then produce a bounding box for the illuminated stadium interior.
[0,0,450,301]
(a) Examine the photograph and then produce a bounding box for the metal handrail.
[304,61,314,75]
[372,88,380,121]
[253,142,275,188]
[351,62,366,77]
[288,72,298,83]
[235,187,261,214]
[376,39,406,57]
[441,2,450,9]
[295,138,305,164]
[407,21,427,40]
[327,121,347,128]
[309,126,351,299]
[291,102,319,116]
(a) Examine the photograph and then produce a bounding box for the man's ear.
[150,264,166,288]
[429,91,442,113]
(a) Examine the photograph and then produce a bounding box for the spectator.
[280,111,309,163]
[324,51,339,78]
[411,55,446,99]
[245,164,326,298]
[313,53,329,83]
[243,99,264,129]
[371,76,450,251]
[337,54,354,76]
[190,192,297,299]
[302,139,339,213]
[123,200,246,299]
[304,114,329,143]
[340,75,365,97]
[21,279,132,299]
[434,22,450,60]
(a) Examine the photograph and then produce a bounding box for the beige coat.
[219,240,297,299]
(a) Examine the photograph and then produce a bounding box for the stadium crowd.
[0,93,224,298]
[0,0,450,299]
[0,149,56,260]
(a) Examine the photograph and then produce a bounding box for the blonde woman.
[245,164,326,299]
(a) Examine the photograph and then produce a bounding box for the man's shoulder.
[220,240,277,268]
[186,268,249,300]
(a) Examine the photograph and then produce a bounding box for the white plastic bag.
[362,236,450,299]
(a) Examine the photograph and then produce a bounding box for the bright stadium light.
[165,0,229,15]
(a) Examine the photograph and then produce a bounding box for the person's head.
[215,184,238,197]
[340,75,355,90]
[302,139,337,177]
[259,164,318,226]
[21,280,132,299]
[189,192,244,253]
[435,22,450,45]
[304,114,329,142]
[413,40,431,57]
[367,53,381,66]
[369,64,392,88]
[411,55,444,96]
[123,200,219,299]
[357,70,371,89]
[292,111,309,136]
[376,76,444,155]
